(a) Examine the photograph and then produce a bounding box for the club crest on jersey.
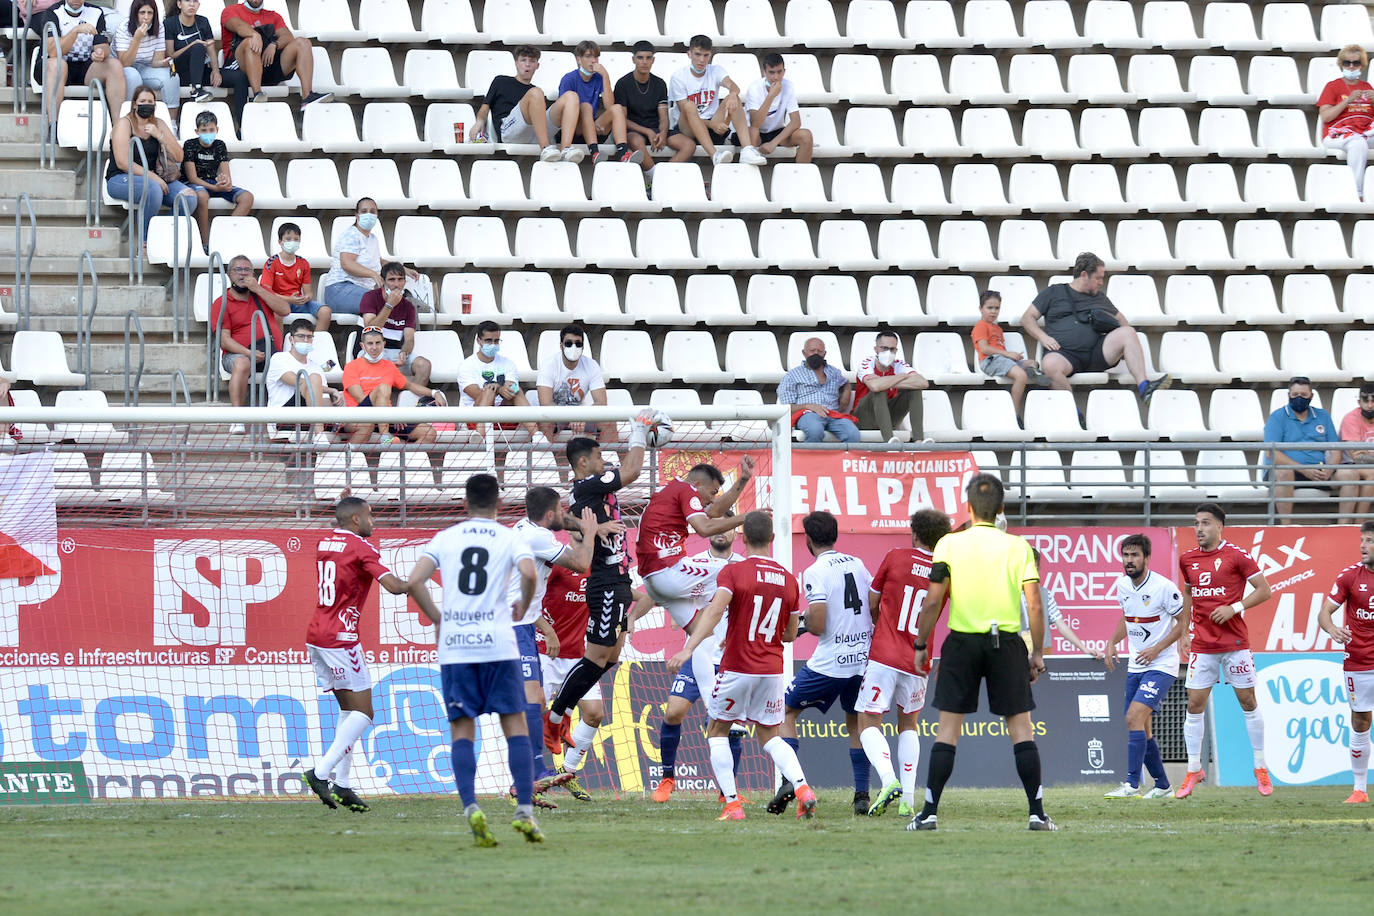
[1213,558,1222,571]
[1086,738,1105,769]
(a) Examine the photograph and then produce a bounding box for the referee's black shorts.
[933,630,1035,717]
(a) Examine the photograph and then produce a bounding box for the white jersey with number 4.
[424,518,533,664]
[1112,570,1185,675]
[801,551,874,678]
[507,518,567,625]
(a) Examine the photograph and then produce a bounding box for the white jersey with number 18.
[1112,570,1185,675]
[801,551,874,678]
[423,518,533,665]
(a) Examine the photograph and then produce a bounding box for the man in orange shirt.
[341,328,446,446]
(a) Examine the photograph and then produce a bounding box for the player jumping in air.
[860,509,951,819]
[1317,521,1374,804]
[302,496,422,812]
[669,511,817,821]
[1175,503,1275,799]
[1103,534,1185,799]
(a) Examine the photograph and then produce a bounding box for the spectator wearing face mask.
[359,261,431,387]
[459,320,539,441]
[778,336,859,444]
[260,221,330,330]
[265,317,338,445]
[1319,45,1374,201]
[211,252,289,430]
[1263,375,1358,522]
[182,109,254,248]
[1338,381,1374,521]
[341,328,445,447]
[536,323,608,441]
[854,329,929,445]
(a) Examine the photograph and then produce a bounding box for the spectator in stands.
[266,318,337,445]
[555,40,640,165]
[460,320,540,440]
[261,221,330,330]
[536,323,609,441]
[165,0,245,115]
[471,45,570,163]
[667,34,765,166]
[210,253,289,430]
[34,0,126,141]
[1338,382,1374,521]
[360,261,432,388]
[220,0,330,108]
[1019,252,1172,402]
[778,337,859,443]
[341,328,446,447]
[743,54,813,164]
[113,0,178,126]
[1264,376,1358,522]
[1318,45,1374,201]
[182,109,254,246]
[855,329,927,444]
[322,198,415,317]
[973,289,1045,420]
[615,41,669,183]
[105,84,198,247]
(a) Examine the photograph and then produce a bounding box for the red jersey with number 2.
[307,529,392,649]
[635,479,708,576]
[1179,541,1261,654]
[869,546,936,675]
[1327,563,1374,672]
[716,556,800,676]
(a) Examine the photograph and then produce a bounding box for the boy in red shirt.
[971,290,1045,420]
[260,222,331,331]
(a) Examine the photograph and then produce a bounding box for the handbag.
[154,143,182,184]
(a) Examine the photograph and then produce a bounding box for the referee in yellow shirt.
[909,472,1056,831]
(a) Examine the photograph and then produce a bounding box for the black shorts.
[34,57,91,86]
[759,127,784,144]
[1057,337,1111,374]
[356,395,417,438]
[669,126,733,146]
[226,54,288,86]
[932,630,1035,717]
[585,580,631,647]
[1292,468,1343,487]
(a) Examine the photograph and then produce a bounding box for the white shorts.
[643,560,721,629]
[1347,670,1374,712]
[855,661,927,715]
[707,670,785,727]
[1186,649,1257,689]
[500,105,559,144]
[308,644,371,693]
[542,655,602,703]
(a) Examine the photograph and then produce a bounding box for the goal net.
[0,403,791,803]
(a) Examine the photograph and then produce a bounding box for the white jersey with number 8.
[423,518,533,664]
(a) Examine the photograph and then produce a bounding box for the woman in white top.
[113,0,180,121]
[323,198,421,315]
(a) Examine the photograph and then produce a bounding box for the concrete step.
[0,113,41,143]
[87,370,210,400]
[0,142,82,165]
[0,167,77,199]
[21,283,168,317]
[84,341,204,375]
[0,197,114,222]
[28,315,182,335]
[0,224,122,257]
[0,255,160,278]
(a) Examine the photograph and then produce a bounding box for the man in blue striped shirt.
[778,338,860,443]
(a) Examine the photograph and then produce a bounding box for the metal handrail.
[204,251,227,401]
[123,310,145,407]
[168,369,191,406]
[169,192,196,343]
[12,192,35,329]
[247,307,274,409]
[14,17,30,115]
[37,21,58,167]
[85,79,110,227]
[74,249,97,379]
[125,124,150,284]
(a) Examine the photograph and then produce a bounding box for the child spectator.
[260,222,330,330]
[182,109,254,248]
[972,290,1045,420]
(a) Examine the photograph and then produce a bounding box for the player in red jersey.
[1318,521,1374,804]
[668,510,817,822]
[540,564,600,800]
[301,496,422,812]
[859,509,951,819]
[1175,503,1274,798]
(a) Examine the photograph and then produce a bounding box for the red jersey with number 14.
[1327,563,1374,672]
[540,565,589,660]
[307,529,392,649]
[716,556,800,676]
[636,479,710,576]
[1179,541,1261,654]
[869,546,936,675]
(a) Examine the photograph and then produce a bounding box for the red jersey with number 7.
[307,529,392,649]
[716,556,800,676]
[1179,541,1261,654]
[868,546,936,675]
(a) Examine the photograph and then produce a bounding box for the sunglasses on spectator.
[563,338,583,347]
[1343,59,1363,66]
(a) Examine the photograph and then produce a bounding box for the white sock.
[1353,728,1370,793]
[1184,711,1205,772]
[332,744,353,788]
[647,164,656,179]
[763,735,808,787]
[860,726,896,786]
[562,721,599,771]
[316,710,372,780]
[1243,707,1266,768]
[898,729,921,807]
[709,735,738,801]
[690,633,720,704]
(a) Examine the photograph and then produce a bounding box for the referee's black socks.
[920,741,957,817]
[1013,741,1045,818]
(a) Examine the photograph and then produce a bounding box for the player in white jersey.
[1103,534,1185,799]
[508,486,603,805]
[772,511,876,817]
[406,473,542,847]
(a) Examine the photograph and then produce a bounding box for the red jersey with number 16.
[869,546,936,675]
[636,479,710,577]
[716,556,800,676]
[1179,541,1261,654]
[1327,563,1374,672]
[307,529,392,649]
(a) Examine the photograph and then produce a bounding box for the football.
[645,411,674,449]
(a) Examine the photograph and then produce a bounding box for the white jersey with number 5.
[424,518,533,664]
[1112,571,1185,674]
[801,551,874,677]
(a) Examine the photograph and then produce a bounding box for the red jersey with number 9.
[307,529,392,649]
[716,556,800,676]
[869,546,936,675]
